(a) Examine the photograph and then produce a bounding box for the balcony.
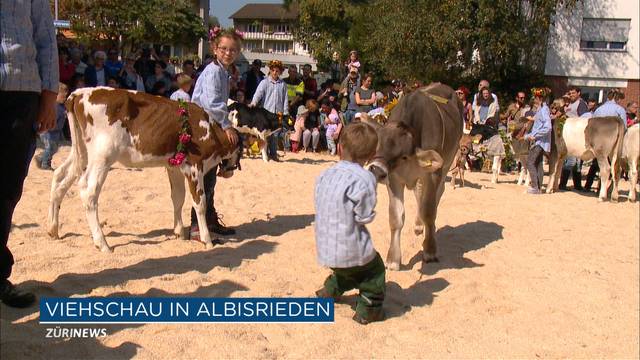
[242,32,294,41]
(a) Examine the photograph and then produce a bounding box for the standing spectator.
[472,79,499,120]
[522,88,552,195]
[158,51,176,79]
[189,28,242,239]
[302,64,318,102]
[0,0,59,307]
[456,86,473,132]
[241,59,264,101]
[303,99,321,152]
[325,112,340,155]
[118,54,145,91]
[626,101,638,127]
[181,59,196,79]
[584,89,628,192]
[250,60,289,161]
[170,74,193,102]
[36,83,68,170]
[472,87,498,126]
[314,122,385,325]
[145,61,171,95]
[84,51,108,87]
[503,91,529,130]
[58,47,76,85]
[104,48,123,78]
[340,66,361,124]
[284,64,305,117]
[355,73,376,114]
[70,47,87,75]
[559,86,588,191]
[330,51,343,82]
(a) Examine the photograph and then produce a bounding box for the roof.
[229,3,298,20]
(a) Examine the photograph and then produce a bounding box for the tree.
[288,0,580,96]
[59,0,206,52]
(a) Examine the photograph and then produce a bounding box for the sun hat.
[297,105,309,116]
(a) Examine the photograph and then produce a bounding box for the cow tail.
[65,92,88,180]
[612,122,625,179]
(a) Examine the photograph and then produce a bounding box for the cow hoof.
[204,242,214,250]
[414,226,424,236]
[422,252,439,263]
[385,262,401,271]
[598,197,605,203]
[47,229,59,239]
[97,245,113,253]
[546,189,555,194]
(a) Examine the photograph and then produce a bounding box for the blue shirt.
[314,161,378,268]
[191,60,232,129]
[594,100,627,129]
[0,0,59,93]
[250,77,289,115]
[526,103,552,152]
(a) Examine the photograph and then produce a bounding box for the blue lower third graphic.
[40,298,334,323]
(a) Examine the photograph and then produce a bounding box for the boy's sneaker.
[352,310,385,325]
[527,187,541,195]
[315,287,340,302]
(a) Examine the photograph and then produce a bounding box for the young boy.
[170,73,193,102]
[314,122,385,325]
[37,83,69,170]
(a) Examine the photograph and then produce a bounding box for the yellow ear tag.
[473,139,480,144]
[425,160,432,167]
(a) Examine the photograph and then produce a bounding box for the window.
[274,23,290,33]
[272,42,289,54]
[243,41,259,51]
[580,18,630,51]
[246,23,261,33]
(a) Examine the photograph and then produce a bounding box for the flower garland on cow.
[168,99,192,166]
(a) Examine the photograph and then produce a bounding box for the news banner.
[40,297,334,337]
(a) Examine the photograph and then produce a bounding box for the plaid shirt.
[314,161,378,268]
[0,0,59,93]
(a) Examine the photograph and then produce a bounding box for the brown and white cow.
[48,87,240,252]
[368,83,463,270]
[548,116,625,201]
[623,124,639,202]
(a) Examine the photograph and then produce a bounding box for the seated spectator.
[106,76,120,88]
[232,89,247,104]
[473,86,498,126]
[119,54,145,91]
[70,47,88,75]
[69,73,85,92]
[58,47,76,85]
[151,82,168,97]
[290,105,308,153]
[84,51,108,87]
[626,101,638,126]
[145,61,171,95]
[105,48,123,78]
[170,73,193,102]
[303,99,321,152]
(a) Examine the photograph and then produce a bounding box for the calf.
[623,124,639,202]
[510,116,534,186]
[548,116,625,201]
[48,88,240,251]
[227,101,284,162]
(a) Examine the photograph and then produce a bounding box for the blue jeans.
[562,156,577,170]
[40,136,59,167]
[267,128,290,159]
[344,109,357,125]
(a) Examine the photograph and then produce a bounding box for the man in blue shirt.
[0,0,59,308]
[523,88,552,194]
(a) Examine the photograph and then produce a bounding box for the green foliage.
[287,0,580,93]
[62,0,206,51]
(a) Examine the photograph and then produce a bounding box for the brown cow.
[48,88,241,251]
[449,134,474,188]
[368,83,463,269]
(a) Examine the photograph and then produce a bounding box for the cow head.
[227,101,282,141]
[368,122,443,183]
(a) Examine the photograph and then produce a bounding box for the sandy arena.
[1,146,638,359]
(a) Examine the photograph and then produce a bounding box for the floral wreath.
[209,26,244,41]
[168,99,192,166]
[531,87,548,98]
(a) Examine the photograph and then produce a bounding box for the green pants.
[323,253,385,318]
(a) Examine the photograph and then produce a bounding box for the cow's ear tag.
[416,149,443,172]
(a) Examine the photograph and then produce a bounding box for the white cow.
[623,124,639,202]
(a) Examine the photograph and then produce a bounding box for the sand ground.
[1,146,638,359]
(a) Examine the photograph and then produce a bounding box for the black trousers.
[190,165,218,227]
[1,91,40,280]
[584,161,600,191]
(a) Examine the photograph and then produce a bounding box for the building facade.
[545,0,639,103]
[229,3,316,74]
